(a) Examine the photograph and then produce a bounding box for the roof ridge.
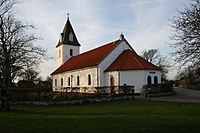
[117,51,128,69]
[96,39,121,64]
[77,39,120,57]
[131,51,145,69]
[105,49,160,72]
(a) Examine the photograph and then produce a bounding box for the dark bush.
[143,83,173,96]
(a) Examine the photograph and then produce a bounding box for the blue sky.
[15,0,190,79]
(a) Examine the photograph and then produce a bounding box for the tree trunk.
[0,88,10,111]
[0,57,11,111]
[0,97,10,111]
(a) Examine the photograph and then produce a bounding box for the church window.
[59,50,61,57]
[68,77,70,86]
[154,76,158,84]
[77,76,80,86]
[61,78,63,86]
[147,76,152,84]
[55,79,57,86]
[88,74,91,85]
[69,32,73,42]
[70,49,73,56]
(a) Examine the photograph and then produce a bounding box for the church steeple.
[56,15,81,68]
[56,15,80,48]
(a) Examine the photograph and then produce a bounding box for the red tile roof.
[51,39,121,75]
[105,49,160,71]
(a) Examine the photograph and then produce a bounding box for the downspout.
[118,71,120,86]
[118,71,121,94]
[96,65,99,87]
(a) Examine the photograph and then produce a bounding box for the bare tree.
[0,0,47,111]
[17,68,39,82]
[170,0,200,65]
[35,76,52,88]
[176,65,200,84]
[141,49,169,81]
[141,49,159,63]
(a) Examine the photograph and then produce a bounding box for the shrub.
[143,83,173,97]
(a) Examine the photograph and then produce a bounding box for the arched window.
[77,76,80,86]
[61,78,63,86]
[55,79,57,86]
[88,74,91,85]
[59,50,61,57]
[147,76,152,84]
[70,49,73,56]
[68,77,70,86]
[69,32,73,42]
[154,76,158,84]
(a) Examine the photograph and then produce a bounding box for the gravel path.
[143,87,200,103]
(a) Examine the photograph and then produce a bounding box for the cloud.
[15,0,189,79]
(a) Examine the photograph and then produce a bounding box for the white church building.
[51,17,161,94]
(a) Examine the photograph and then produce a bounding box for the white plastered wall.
[56,45,80,68]
[98,40,133,87]
[119,70,161,93]
[143,70,161,84]
[52,66,98,92]
[105,71,119,86]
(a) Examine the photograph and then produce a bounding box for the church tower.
[56,15,81,68]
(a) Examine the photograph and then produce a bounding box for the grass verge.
[0,99,200,133]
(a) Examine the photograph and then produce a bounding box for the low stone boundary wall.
[145,91,176,98]
[12,95,135,105]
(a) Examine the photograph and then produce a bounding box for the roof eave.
[51,64,98,75]
[105,68,161,72]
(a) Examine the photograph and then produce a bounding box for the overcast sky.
[15,0,190,80]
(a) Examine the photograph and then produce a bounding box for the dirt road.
[145,87,200,103]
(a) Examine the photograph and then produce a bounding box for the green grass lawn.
[0,99,200,133]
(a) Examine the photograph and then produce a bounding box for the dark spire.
[56,15,80,47]
[67,13,70,20]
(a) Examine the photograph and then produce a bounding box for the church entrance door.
[110,77,115,95]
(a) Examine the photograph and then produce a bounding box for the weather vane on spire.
[67,13,70,20]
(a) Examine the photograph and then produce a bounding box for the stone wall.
[12,95,135,105]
